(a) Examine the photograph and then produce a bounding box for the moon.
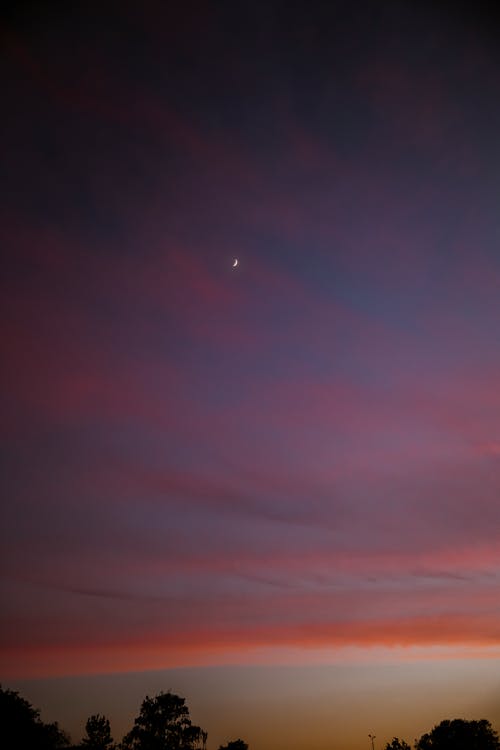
[232,257,239,268]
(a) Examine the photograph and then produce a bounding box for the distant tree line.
[0,686,247,750]
[385,720,500,750]
[1,684,499,750]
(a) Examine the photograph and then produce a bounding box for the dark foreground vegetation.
[1,684,499,750]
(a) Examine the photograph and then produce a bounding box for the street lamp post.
[368,734,376,750]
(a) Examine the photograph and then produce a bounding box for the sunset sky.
[1,2,500,749]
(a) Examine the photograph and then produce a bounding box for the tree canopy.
[415,718,500,750]
[384,739,411,750]
[218,740,249,750]
[121,691,206,750]
[81,713,115,749]
[0,685,70,749]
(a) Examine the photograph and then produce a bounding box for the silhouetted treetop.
[0,685,70,749]
[121,691,206,750]
[81,713,115,749]
[415,718,500,750]
[384,739,411,750]
[218,739,249,750]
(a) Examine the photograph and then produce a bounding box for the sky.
[1,1,500,748]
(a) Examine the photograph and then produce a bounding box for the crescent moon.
[232,258,239,268]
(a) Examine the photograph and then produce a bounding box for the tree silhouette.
[384,739,411,750]
[81,714,115,749]
[218,740,249,750]
[0,685,70,749]
[121,691,206,750]
[416,719,500,750]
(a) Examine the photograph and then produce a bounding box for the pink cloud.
[2,8,500,691]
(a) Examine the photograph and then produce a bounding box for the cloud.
[2,1,500,687]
